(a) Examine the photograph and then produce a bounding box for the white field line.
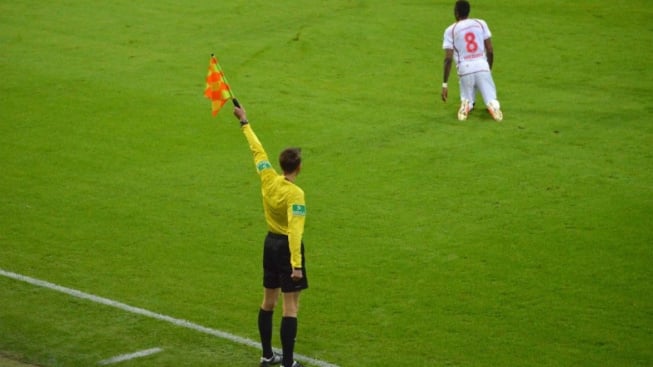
[98,347,163,365]
[0,268,340,367]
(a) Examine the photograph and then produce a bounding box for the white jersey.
[443,18,492,76]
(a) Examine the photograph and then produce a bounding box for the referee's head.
[280,148,302,175]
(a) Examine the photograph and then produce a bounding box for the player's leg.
[477,72,502,121]
[458,75,475,120]
[470,85,479,112]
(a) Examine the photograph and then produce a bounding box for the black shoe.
[260,352,282,366]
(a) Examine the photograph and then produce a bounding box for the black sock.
[280,316,298,367]
[258,309,274,358]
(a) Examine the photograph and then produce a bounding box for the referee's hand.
[291,269,303,281]
[233,106,247,122]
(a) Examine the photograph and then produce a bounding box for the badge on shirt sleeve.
[292,204,306,216]
[256,160,272,172]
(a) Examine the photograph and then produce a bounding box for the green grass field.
[1,1,652,366]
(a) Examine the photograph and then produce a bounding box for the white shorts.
[459,71,498,105]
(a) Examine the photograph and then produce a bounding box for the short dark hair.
[279,147,302,174]
[455,0,471,19]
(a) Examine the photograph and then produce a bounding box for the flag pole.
[212,54,241,108]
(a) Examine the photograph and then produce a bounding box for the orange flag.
[204,55,233,117]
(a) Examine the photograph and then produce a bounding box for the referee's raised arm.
[234,105,275,179]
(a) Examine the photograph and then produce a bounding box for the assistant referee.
[233,105,308,367]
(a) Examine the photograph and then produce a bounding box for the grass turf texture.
[1,0,652,366]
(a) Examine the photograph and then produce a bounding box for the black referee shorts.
[263,232,308,292]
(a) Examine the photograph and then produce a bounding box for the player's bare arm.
[442,48,454,102]
[484,38,494,69]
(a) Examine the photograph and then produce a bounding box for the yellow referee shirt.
[242,124,306,269]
